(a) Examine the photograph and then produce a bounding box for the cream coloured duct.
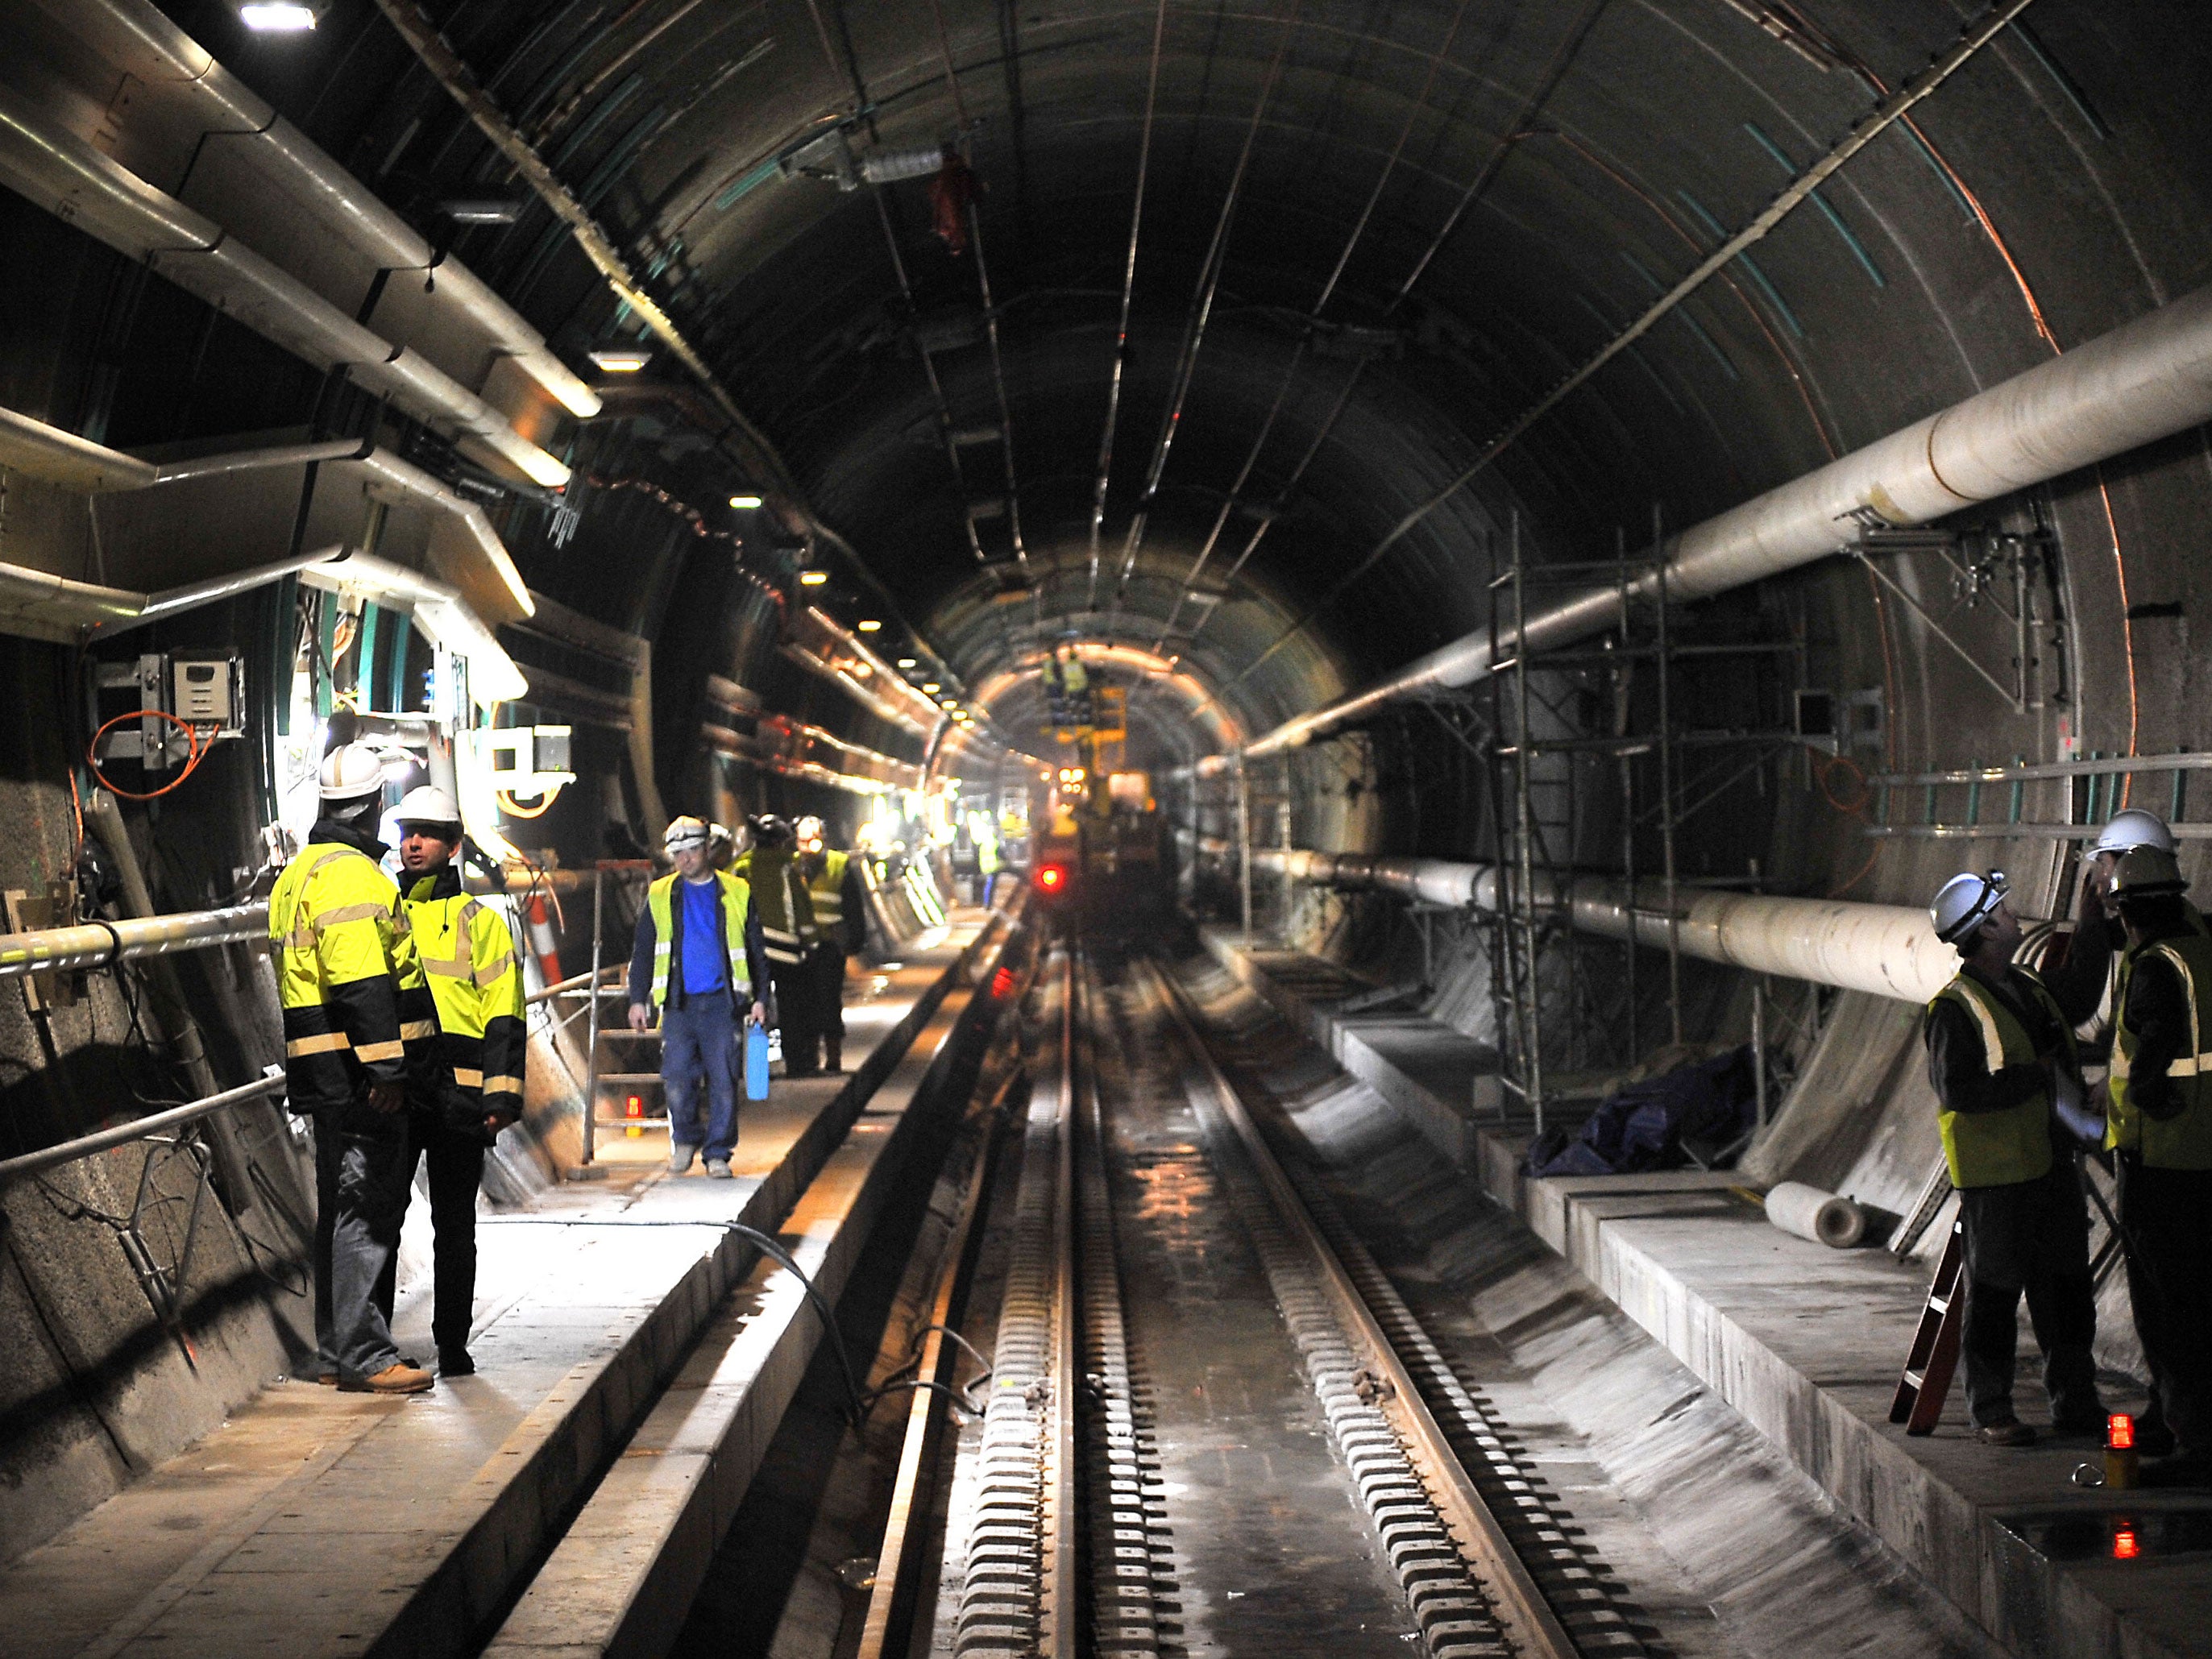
[1240,280,2212,758]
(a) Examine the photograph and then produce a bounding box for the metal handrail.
[0,1070,286,1183]
[0,902,269,981]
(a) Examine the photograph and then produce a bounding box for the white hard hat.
[318,741,386,803]
[1931,869,2010,946]
[392,786,463,831]
[2094,807,2176,857]
[665,815,711,852]
[795,815,825,844]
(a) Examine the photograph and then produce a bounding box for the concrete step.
[0,919,1009,1659]
[1203,931,2210,1659]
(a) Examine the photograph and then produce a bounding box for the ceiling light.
[922,682,940,694]
[588,348,651,373]
[240,2,317,27]
[728,493,763,509]
[442,199,523,225]
[940,699,959,710]
[799,570,829,587]
[896,657,917,668]
[857,619,882,632]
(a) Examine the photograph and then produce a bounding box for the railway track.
[884,946,1633,1659]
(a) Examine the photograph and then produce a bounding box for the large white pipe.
[1188,834,1954,1003]
[0,85,571,490]
[1243,280,2212,757]
[25,0,600,421]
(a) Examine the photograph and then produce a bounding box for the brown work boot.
[340,1362,434,1395]
[1976,1419,2036,1447]
[824,1039,842,1074]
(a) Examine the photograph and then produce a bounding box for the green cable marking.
[1742,122,1886,288]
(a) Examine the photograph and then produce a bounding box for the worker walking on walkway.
[733,815,823,1075]
[271,744,437,1395]
[628,816,767,1176]
[1925,869,2106,1446]
[391,788,525,1377]
[2101,846,2212,1486]
[795,815,867,1074]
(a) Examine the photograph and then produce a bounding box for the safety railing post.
[583,865,604,1170]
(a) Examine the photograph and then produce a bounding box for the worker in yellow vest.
[1924,869,2104,1447]
[391,786,525,1377]
[627,816,767,1176]
[269,743,438,1395]
[2102,846,2212,1484]
[732,815,823,1074]
[795,815,867,1073]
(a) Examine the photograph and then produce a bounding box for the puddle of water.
[2001,1506,2212,1562]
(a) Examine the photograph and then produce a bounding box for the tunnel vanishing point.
[1,2,2211,1657]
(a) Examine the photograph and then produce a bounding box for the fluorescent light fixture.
[799,570,829,587]
[241,2,317,28]
[442,199,522,224]
[921,682,940,694]
[940,699,959,710]
[857,619,882,632]
[728,493,764,509]
[896,657,917,668]
[588,348,652,372]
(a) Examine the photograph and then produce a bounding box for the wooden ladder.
[1890,1215,1965,1435]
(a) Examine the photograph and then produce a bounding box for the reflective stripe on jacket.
[645,871,754,1006]
[1926,968,2070,1188]
[270,831,434,1114]
[732,849,817,965]
[2109,933,2212,1168]
[404,869,528,1118]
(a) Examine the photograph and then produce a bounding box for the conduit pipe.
[24,0,600,420]
[1185,834,1955,1004]
[0,84,571,489]
[0,544,348,641]
[296,550,529,707]
[1240,280,2212,757]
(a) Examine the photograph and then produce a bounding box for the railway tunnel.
[0,0,2209,1653]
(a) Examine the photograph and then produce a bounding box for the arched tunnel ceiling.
[181,0,2212,768]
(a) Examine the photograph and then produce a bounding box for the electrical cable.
[86,710,208,801]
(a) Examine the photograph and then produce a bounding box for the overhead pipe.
[0,84,571,489]
[296,550,529,706]
[1240,279,2212,758]
[24,0,600,420]
[0,544,350,642]
[1185,833,1955,1004]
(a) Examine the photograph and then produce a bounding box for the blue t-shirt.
[677,878,727,996]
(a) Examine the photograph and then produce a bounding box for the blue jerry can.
[745,1022,770,1101]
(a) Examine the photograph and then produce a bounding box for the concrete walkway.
[0,923,993,1659]
[1205,930,2212,1659]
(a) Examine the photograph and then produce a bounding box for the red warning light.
[2110,1412,2135,1450]
[626,1094,644,1118]
[991,967,1017,999]
[2114,1528,2140,1561]
[1036,864,1068,893]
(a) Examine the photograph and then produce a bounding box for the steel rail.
[1042,949,1077,1656]
[1230,0,2039,691]
[0,1071,287,1184]
[1143,956,1579,1659]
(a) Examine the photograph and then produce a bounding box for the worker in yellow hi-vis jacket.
[269,743,438,1396]
[390,786,526,1379]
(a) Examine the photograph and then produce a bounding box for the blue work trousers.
[313,1106,413,1381]
[662,991,741,1161]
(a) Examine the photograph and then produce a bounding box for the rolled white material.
[1764,1180,1868,1249]
[1243,280,2212,757]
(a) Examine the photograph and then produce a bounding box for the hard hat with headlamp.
[664,815,711,853]
[1932,869,2011,947]
[795,815,825,851]
[2094,808,2177,857]
[2110,844,2189,898]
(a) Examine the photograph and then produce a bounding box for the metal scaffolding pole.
[1237,753,1253,941]
[1510,515,1546,1132]
[1654,500,1683,1044]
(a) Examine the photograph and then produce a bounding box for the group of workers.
[626,811,866,1175]
[1927,807,2212,1483]
[271,741,869,1396]
[271,746,525,1396]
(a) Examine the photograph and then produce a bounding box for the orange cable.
[87,711,207,801]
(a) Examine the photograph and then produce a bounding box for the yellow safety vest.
[403,874,527,1109]
[805,848,850,931]
[1927,968,2072,1188]
[2108,933,2212,1169]
[270,840,433,1113]
[645,871,753,1006]
[731,850,816,966]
